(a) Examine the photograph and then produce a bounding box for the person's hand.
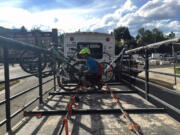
[83,70,87,75]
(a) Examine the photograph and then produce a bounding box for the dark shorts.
[85,73,101,83]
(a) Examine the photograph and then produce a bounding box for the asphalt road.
[0,64,54,134]
[0,64,29,81]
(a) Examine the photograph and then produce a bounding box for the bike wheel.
[19,50,47,74]
[57,62,82,91]
[101,62,114,83]
[40,58,60,78]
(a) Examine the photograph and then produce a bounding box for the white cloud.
[168,21,180,29]
[0,0,23,8]
[0,0,180,37]
[137,0,180,20]
[115,0,180,36]
[0,7,96,32]
[88,0,137,32]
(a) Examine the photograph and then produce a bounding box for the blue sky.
[0,0,180,37]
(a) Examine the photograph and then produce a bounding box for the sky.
[0,0,180,37]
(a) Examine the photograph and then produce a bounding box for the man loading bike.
[76,48,102,91]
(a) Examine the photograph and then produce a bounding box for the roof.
[65,32,113,36]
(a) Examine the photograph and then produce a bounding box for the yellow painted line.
[150,80,170,87]
[0,80,20,91]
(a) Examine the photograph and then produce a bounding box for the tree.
[152,28,165,42]
[113,26,136,53]
[168,32,175,39]
[31,27,41,33]
[136,27,166,46]
[20,26,27,33]
[136,27,171,53]
[136,28,154,45]
[114,26,131,41]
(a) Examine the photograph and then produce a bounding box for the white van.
[63,32,115,62]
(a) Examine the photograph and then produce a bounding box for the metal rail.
[116,37,180,122]
[125,37,180,54]
[24,108,166,116]
[0,34,57,133]
[49,90,136,95]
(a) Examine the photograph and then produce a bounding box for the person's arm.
[83,69,92,75]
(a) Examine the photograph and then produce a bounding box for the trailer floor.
[10,85,180,135]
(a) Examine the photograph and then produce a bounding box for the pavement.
[7,84,180,135]
[138,65,180,93]
[0,64,54,135]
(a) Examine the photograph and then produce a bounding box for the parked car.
[149,58,161,65]
[120,54,144,77]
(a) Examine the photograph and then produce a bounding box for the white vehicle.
[63,32,115,62]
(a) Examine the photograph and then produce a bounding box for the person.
[77,48,102,91]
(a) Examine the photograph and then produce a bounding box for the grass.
[0,80,20,91]
[175,68,180,74]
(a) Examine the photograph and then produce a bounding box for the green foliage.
[114,26,131,41]
[168,32,175,39]
[136,27,167,46]
[136,27,176,53]
[20,26,27,33]
[31,27,41,33]
[113,26,137,52]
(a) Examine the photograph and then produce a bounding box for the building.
[8,28,58,48]
[0,29,58,61]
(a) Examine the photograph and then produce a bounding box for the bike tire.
[19,50,47,74]
[57,61,85,91]
[101,62,114,83]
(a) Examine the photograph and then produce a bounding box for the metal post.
[145,49,149,100]
[3,46,11,132]
[172,44,177,85]
[129,54,132,86]
[53,68,56,91]
[38,53,43,104]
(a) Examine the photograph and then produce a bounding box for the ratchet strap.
[67,103,72,118]
[63,118,69,135]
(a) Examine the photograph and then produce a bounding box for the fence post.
[129,54,132,87]
[53,66,56,91]
[145,49,149,100]
[172,44,177,85]
[3,46,11,132]
[38,53,43,104]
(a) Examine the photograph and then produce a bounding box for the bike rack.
[23,37,180,135]
[1,35,180,134]
[24,83,166,135]
[0,35,58,134]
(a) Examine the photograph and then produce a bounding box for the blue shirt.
[87,57,99,73]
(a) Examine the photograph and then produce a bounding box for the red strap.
[128,123,141,133]
[67,103,72,118]
[96,62,103,76]
[63,118,69,135]
[114,98,119,103]
[71,97,77,109]
[121,112,129,119]
[32,113,42,118]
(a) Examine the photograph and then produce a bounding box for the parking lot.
[138,64,180,91]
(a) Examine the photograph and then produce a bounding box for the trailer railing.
[0,36,57,134]
[118,37,180,122]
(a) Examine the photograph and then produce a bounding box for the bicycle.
[19,47,114,91]
[19,47,86,90]
[19,50,47,75]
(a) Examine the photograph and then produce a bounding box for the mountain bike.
[19,47,114,91]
